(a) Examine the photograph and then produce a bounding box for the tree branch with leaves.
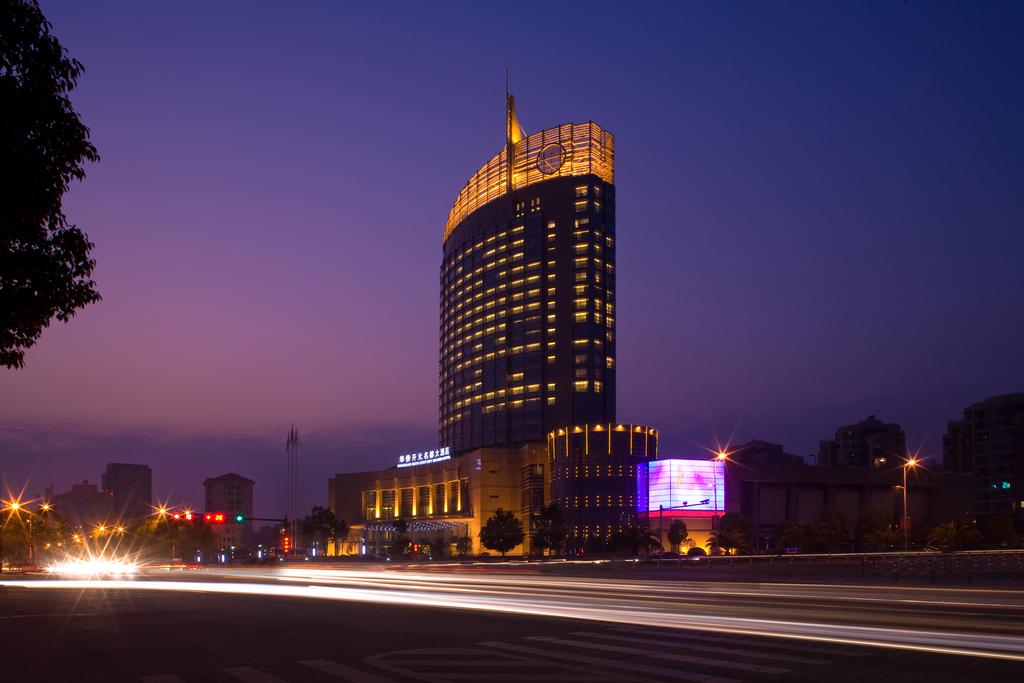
[1,0,101,368]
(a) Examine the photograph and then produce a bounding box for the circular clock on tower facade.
[536,143,565,174]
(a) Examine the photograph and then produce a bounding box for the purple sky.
[2,2,1022,518]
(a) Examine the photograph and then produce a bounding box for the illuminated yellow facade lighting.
[444,122,615,241]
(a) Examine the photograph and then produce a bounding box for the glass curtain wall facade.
[440,113,617,454]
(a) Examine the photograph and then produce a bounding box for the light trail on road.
[4,567,1024,662]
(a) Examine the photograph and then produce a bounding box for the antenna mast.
[285,425,300,554]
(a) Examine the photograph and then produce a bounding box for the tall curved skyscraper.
[440,97,617,454]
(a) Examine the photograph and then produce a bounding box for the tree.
[132,516,176,561]
[149,518,217,563]
[530,503,566,557]
[863,525,900,552]
[428,537,447,559]
[856,508,894,551]
[928,521,983,552]
[479,508,525,557]
[810,508,853,553]
[301,505,347,556]
[667,520,688,553]
[1,0,102,368]
[391,536,412,556]
[610,525,661,557]
[982,514,1022,548]
[773,519,806,552]
[707,513,750,555]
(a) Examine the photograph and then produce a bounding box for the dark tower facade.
[440,99,616,454]
[943,393,1024,526]
[549,423,658,551]
[101,462,152,522]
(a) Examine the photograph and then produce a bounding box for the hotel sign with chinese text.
[397,447,451,468]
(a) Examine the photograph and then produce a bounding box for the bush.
[687,546,707,557]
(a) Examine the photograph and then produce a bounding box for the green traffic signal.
[234,514,245,523]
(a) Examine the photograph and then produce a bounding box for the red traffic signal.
[203,512,226,524]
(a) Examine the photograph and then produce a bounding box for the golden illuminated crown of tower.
[444,93,614,241]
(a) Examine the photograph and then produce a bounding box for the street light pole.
[902,457,918,552]
[712,452,729,532]
[902,465,908,552]
[659,504,663,551]
[0,501,23,574]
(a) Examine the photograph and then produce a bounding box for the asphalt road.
[2,565,1023,682]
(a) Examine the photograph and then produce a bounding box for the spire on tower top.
[505,69,524,146]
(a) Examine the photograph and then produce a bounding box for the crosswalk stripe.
[479,640,740,683]
[222,666,289,683]
[573,631,831,665]
[301,659,394,682]
[365,647,630,681]
[398,675,592,681]
[608,625,868,657]
[382,660,551,666]
[527,635,790,675]
[140,676,185,683]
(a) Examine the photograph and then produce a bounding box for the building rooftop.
[444,119,614,241]
[203,473,254,485]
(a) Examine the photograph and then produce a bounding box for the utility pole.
[659,505,664,551]
[286,425,300,555]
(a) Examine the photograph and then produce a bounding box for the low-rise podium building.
[330,445,547,556]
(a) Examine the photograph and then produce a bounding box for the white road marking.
[0,612,102,619]
[301,659,395,682]
[479,640,740,683]
[528,635,790,674]
[574,631,831,664]
[223,666,289,682]
[609,624,869,656]
[381,660,550,666]
[365,646,628,682]
[414,676,591,681]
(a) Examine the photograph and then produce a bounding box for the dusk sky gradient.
[2,2,1022,517]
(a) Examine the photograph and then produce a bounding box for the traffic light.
[202,512,226,523]
[282,535,291,554]
[234,514,245,523]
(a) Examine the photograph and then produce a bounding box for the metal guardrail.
[637,549,1024,579]
[688,548,1024,562]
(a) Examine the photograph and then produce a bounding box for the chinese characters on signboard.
[397,446,452,468]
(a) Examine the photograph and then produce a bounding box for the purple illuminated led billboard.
[638,459,725,514]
